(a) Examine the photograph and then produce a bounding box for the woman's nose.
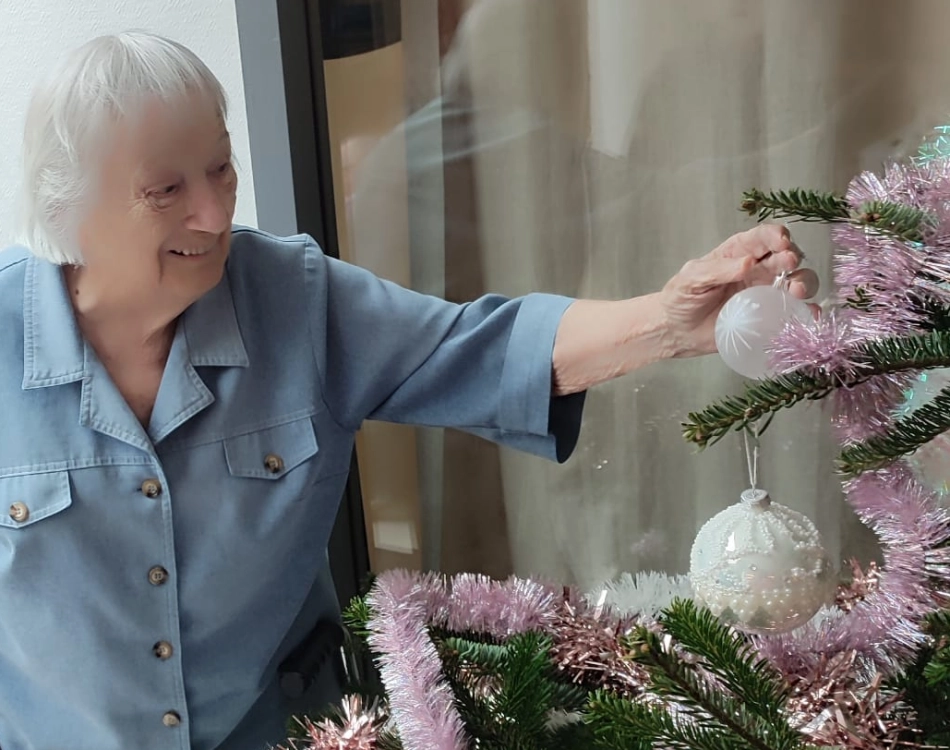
[186,179,232,233]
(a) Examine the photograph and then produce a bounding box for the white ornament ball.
[688,489,834,634]
[715,285,813,380]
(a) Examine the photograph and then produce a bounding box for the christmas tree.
[284,130,950,750]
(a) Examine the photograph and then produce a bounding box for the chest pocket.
[223,416,319,480]
[0,471,72,529]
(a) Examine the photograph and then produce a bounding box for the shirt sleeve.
[304,238,585,463]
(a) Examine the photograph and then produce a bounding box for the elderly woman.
[1,31,815,750]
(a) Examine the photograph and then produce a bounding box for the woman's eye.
[155,184,179,197]
[215,161,232,175]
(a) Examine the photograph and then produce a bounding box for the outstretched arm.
[551,224,818,395]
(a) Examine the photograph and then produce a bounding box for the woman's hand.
[551,224,819,395]
[659,224,819,358]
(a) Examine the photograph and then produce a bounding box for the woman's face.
[76,92,237,316]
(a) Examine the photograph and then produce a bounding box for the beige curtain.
[344,0,950,590]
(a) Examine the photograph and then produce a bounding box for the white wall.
[0,0,257,250]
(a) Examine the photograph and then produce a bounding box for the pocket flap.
[0,471,72,528]
[224,417,319,479]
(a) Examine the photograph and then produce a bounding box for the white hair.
[17,31,228,265]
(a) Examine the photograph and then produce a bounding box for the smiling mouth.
[169,246,214,257]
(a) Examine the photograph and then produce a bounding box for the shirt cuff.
[496,293,586,463]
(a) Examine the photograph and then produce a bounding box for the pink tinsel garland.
[365,572,466,750]
[365,571,560,750]
[761,156,950,676]
[757,466,950,675]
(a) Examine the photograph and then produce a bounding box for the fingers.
[713,225,807,277]
[786,268,820,299]
[677,254,754,293]
[755,245,804,276]
[708,224,817,298]
[712,224,793,262]
[678,225,819,303]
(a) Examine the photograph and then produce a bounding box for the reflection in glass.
[322,0,950,591]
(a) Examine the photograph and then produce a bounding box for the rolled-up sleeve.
[304,238,585,463]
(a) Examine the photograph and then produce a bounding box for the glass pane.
[320,0,950,591]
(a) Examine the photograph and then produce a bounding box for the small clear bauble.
[897,367,950,499]
[689,488,835,634]
[715,283,813,380]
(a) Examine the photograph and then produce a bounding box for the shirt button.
[8,502,29,524]
[148,566,169,586]
[162,710,181,727]
[263,453,284,474]
[141,479,162,498]
[153,641,174,660]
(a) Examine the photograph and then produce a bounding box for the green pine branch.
[921,610,950,696]
[740,188,850,224]
[684,330,950,452]
[683,370,835,448]
[625,625,805,750]
[837,386,950,475]
[341,595,372,641]
[587,691,741,750]
[847,289,950,331]
[888,608,950,747]
[864,329,950,370]
[740,188,934,242]
[550,682,592,713]
[439,632,589,713]
[440,663,501,749]
[442,636,509,674]
[916,297,950,333]
[546,719,598,750]
[436,630,595,750]
[435,632,504,741]
[658,600,792,732]
[492,632,558,747]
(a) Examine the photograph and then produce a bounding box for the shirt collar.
[180,265,250,369]
[22,257,248,390]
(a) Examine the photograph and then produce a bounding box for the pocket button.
[263,454,284,475]
[8,502,29,524]
[141,479,162,498]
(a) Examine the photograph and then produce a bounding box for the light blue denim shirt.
[0,226,584,750]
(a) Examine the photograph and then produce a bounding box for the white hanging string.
[743,426,759,490]
[738,268,783,490]
[740,266,784,490]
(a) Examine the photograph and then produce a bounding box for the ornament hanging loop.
[743,423,762,491]
[772,269,792,291]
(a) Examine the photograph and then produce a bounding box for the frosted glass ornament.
[715,285,813,380]
[898,368,950,498]
[689,489,835,634]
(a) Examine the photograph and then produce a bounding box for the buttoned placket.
[70,359,199,744]
[127,458,196,748]
[135,469,190,737]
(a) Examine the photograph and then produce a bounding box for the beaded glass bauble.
[715,285,812,380]
[688,489,835,634]
[897,367,950,498]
